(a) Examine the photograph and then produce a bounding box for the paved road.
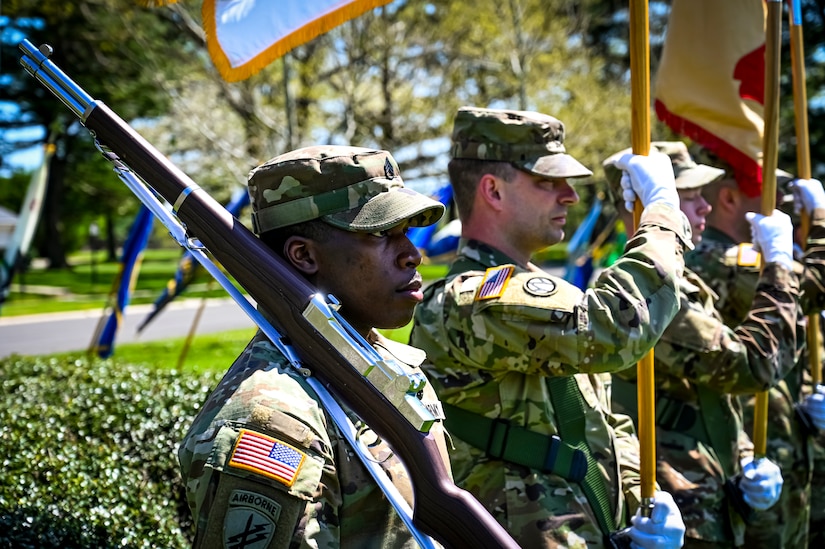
[0,297,256,358]
[0,264,573,359]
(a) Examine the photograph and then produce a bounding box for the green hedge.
[0,356,222,548]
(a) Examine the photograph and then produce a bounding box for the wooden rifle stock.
[19,40,517,549]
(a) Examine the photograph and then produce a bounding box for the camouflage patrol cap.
[602,141,724,190]
[450,106,593,179]
[247,145,445,234]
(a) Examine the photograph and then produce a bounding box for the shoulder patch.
[736,243,761,267]
[474,265,515,301]
[224,490,280,548]
[523,276,557,297]
[228,429,306,487]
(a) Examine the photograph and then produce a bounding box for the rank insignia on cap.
[737,243,761,267]
[229,429,306,487]
[224,490,281,549]
[475,265,514,301]
[384,157,396,179]
[523,276,557,297]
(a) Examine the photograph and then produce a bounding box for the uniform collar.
[450,238,519,275]
[700,226,738,247]
[368,329,426,369]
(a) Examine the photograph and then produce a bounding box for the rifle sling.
[613,377,737,478]
[547,375,620,536]
[441,402,588,481]
[442,374,620,536]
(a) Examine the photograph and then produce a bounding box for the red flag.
[654,0,767,197]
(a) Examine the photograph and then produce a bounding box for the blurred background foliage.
[0,0,661,267]
[2,1,824,270]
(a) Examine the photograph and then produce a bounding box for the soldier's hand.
[790,178,825,215]
[745,210,794,271]
[739,456,783,511]
[615,151,679,213]
[802,384,825,430]
[627,491,685,549]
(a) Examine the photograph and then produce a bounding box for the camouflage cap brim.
[776,169,796,204]
[526,153,593,180]
[674,164,725,190]
[602,142,723,191]
[323,186,445,232]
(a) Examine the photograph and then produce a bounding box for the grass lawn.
[4,248,233,316]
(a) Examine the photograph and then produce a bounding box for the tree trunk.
[42,151,69,269]
[105,210,118,262]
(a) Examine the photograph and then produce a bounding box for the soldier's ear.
[284,235,319,276]
[717,185,739,214]
[478,173,504,212]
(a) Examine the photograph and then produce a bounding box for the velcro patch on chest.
[736,243,761,267]
[228,429,306,488]
[474,265,515,301]
[523,276,558,297]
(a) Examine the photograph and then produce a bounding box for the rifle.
[18,40,518,549]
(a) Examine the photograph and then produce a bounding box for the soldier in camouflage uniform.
[685,153,825,548]
[178,145,450,548]
[604,142,799,548]
[780,180,825,548]
[410,106,687,548]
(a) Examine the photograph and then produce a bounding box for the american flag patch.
[475,265,514,301]
[737,243,761,267]
[228,429,306,487]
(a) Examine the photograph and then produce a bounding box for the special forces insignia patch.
[224,490,281,549]
[523,276,557,297]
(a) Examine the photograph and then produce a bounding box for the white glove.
[614,151,679,213]
[739,457,783,511]
[790,178,825,214]
[802,384,825,430]
[627,491,686,549]
[745,210,794,271]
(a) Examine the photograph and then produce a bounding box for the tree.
[1,0,193,267]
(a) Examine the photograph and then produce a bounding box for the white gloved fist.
[790,178,825,214]
[628,491,685,549]
[803,384,825,430]
[745,210,794,271]
[739,457,783,511]
[614,151,679,213]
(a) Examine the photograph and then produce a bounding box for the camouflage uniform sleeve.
[607,404,643,516]
[686,244,762,326]
[178,341,342,549]
[417,204,685,377]
[799,207,825,314]
[737,424,755,463]
[653,264,803,394]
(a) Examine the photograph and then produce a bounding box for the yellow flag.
[203,0,394,82]
[654,0,766,197]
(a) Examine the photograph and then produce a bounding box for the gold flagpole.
[753,0,783,457]
[789,0,821,385]
[629,0,656,514]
